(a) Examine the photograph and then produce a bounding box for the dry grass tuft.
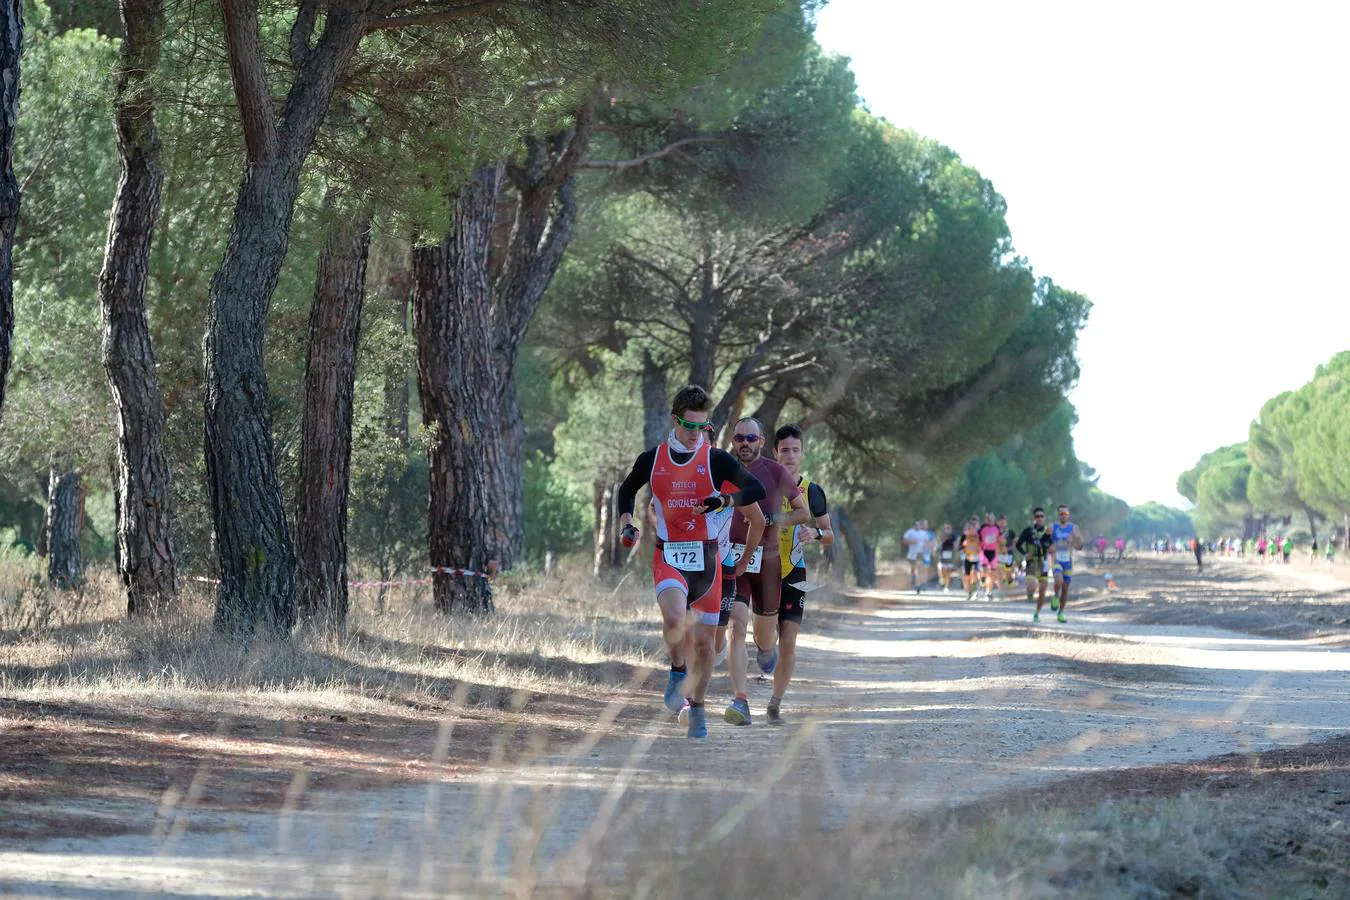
[0,562,662,716]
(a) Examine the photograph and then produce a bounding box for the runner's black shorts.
[719,564,736,627]
[779,567,806,624]
[735,556,783,616]
[963,559,979,576]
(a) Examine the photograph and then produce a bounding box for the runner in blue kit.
[1050,504,1082,624]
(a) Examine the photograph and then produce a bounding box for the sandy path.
[5,557,1350,897]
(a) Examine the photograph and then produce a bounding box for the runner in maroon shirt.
[724,416,809,726]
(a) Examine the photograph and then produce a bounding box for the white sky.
[815,0,1350,506]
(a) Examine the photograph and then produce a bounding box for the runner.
[960,518,982,600]
[1193,536,1204,573]
[616,385,766,739]
[977,513,1003,599]
[724,416,809,726]
[1049,504,1082,623]
[1015,507,1054,622]
[998,514,1017,589]
[936,523,957,593]
[767,423,833,725]
[903,520,927,591]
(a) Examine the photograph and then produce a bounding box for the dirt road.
[4,556,1350,897]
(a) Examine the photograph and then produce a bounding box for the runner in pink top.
[977,513,1003,599]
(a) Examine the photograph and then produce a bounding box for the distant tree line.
[1179,352,1350,546]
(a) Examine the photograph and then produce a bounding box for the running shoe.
[766,697,784,726]
[756,644,779,675]
[724,696,752,726]
[1032,612,1040,624]
[1056,611,1067,624]
[687,703,708,739]
[677,699,691,726]
[1050,597,1060,611]
[663,669,688,712]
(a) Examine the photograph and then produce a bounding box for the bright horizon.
[815,0,1350,507]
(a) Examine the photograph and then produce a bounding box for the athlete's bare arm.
[736,503,767,577]
[802,512,834,546]
[776,492,810,528]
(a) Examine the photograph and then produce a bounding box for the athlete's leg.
[725,599,752,723]
[751,569,782,666]
[769,620,799,724]
[689,621,716,704]
[656,586,690,667]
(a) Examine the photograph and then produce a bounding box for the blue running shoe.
[687,703,708,739]
[756,645,779,675]
[724,697,752,726]
[663,670,688,712]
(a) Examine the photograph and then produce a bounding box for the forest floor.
[4,555,1350,897]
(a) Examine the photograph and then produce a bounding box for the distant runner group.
[910,505,1084,624]
[617,385,832,739]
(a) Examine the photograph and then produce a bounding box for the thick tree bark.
[834,508,875,588]
[641,349,668,448]
[413,166,507,614]
[295,209,371,631]
[206,0,365,636]
[490,120,592,566]
[592,480,622,576]
[687,238,716,389]
[100,0,177,616]
[0,0,19,421]
[44,468,84,589]
[751,376,795,438]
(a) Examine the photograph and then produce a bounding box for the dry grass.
[0,563,662,716]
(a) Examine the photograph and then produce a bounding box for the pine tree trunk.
[0,0,20,420]
[641,349,668,447]
[295,210,371,631]
[100,0,177,616]
[205,159,304,636]
[413,166,507,615]
[835,508,876,588]
[592,480,622,576]
[205,1,365,636]
[499,385,526,559]
[45,469,84,589]
[489,120,591,566]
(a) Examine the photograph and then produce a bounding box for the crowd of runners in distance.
[616,384,833,739]
[902,508,1086,624]
[1184,534,1341,567]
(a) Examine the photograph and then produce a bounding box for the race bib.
[940,551,953,561]
[732,543,764,574]
[1056,549,1072,563]
[663,541,705,572]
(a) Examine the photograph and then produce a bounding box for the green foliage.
[1123,502,1194,542]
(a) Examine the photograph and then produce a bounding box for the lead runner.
[616,385,766,739]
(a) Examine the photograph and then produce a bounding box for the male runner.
[903,520,927,591]
[766,423,832,725]
[616,385,765,738]
[724,416,809,725]
[1016,507,1054,622]
[977,513,1003,599]
[998,514,1017,589]
[936,523,957,593]
[1049,504,1082,624]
